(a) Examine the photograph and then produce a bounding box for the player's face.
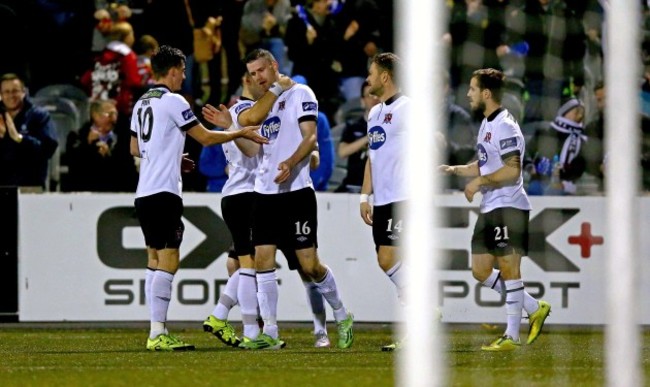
[467,77,485,113]
[366,63,384,98]
[244,74,264,101]
[246,58,278,92]
[171,64,186,92]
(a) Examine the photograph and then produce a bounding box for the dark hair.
[151,45,186,78]
[244,48,276,66]
[471,68,505,103]
[371,52,400,83]
[0,73,25,89]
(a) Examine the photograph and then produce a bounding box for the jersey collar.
[486,107,504,122]
[384,92,403,106]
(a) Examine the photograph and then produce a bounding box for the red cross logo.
[567,222,603,258]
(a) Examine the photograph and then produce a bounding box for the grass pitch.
[1,322,649,386]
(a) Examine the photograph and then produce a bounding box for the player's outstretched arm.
[188,123,268,147]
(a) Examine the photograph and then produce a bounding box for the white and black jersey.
[366,93,409,206]
[476,107,531,213]
[131,86,198,198]
[255,84,317,194]
[221,97,259,197]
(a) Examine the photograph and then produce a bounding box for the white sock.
[150,270,174,339]
[213,269,239,320]
[303,280,327,334]
[145,268,155,306]
[313,267,347,322]
[150,321,165,339]
[483,269,539,314]
[504,279,524,341]
[385,261,406,305]
[239,268,260,339]
[256,270,279,339]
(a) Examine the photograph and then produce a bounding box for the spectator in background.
[333,0,381,101]
[80,20,142,135]
[185,2,224,106]
[219,0,249,102]
[583,81,605,191]
[335,81,379,192]
[64,99,137,192]
[91,3,133,56]
[131,0,195,106]
[528,97,587,195]
[286,0,343,124]
[240,0,293,75]
[0,73,58,190]
[135,34,160,90]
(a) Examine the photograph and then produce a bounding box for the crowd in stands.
[1,0,649,194]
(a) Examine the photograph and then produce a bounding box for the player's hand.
[277,74,295,92]
[202,104,233,128]
[181,153,195,173]
[438,164,455,175]
[360,202,373,226]
[464,178,481,203]
[0,112,7,138]
[239,125,268,144]
[274,161,291,184]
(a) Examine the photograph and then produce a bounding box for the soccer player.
[229,48,354,350]
[439,68,551,351]
[358,53,411,352]
[130,45,267,352]
[201,71,339,349]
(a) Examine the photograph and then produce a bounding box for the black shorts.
[372,201,404,249]
[221,192,255,257]
[252,187,318,250]
[278,245,300,271]
[471,207,529,256]
[134,192,184,250]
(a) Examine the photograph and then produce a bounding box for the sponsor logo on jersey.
[302,102,317,112]
[500,136,518,150]
[383,113,393,124]
[182,109,195,121]
[477,144,488,167]
[142,89,166,99]
[234,102,253,114]
[368,126,387,150]
[261,116,281,140]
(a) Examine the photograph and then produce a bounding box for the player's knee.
[301,263,325,280]
[471,267,491,283]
